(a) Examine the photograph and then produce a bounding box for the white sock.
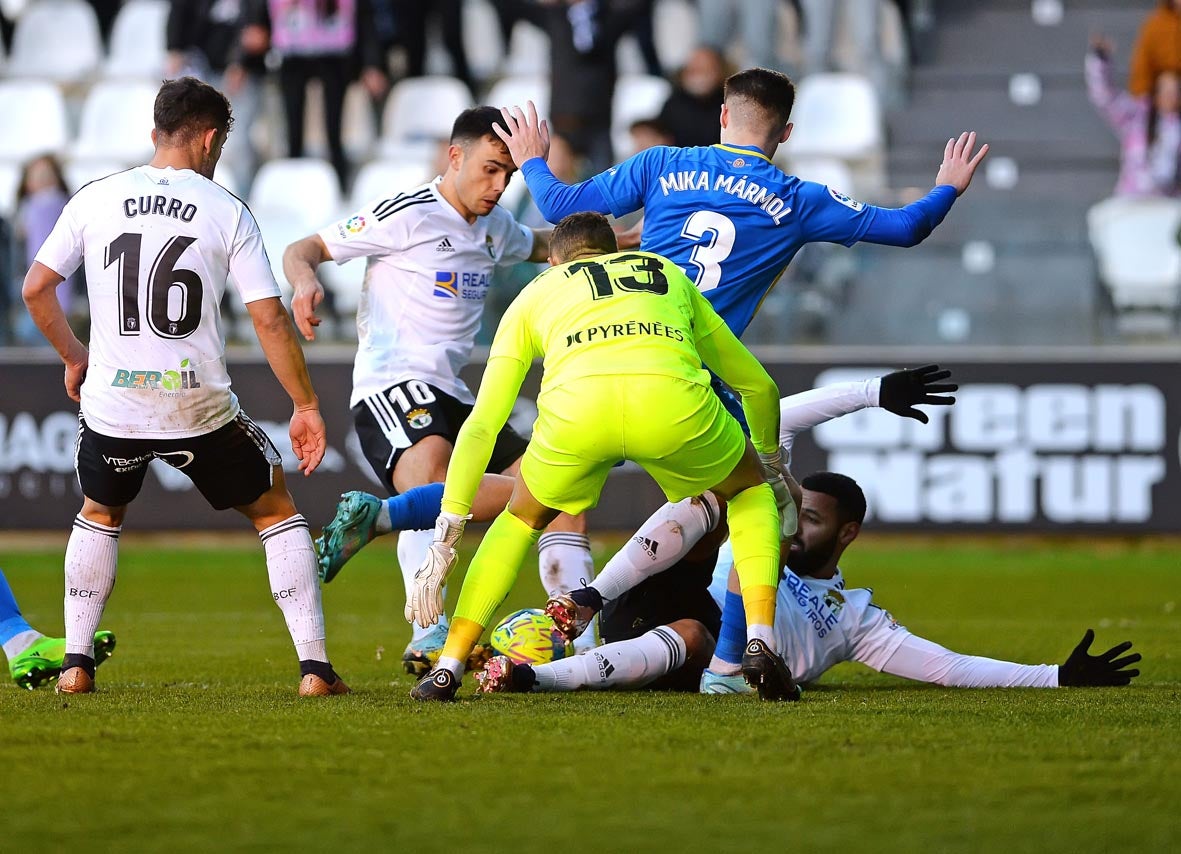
[398,528,448,643]
[532,626,687,692]
[537,531,599,653]
[590,493,720,602]
[707,656,741,676]
[436,655,464,678]
[3,629,44,660]
[747,623,775,650]
[260,515,328,662]
[64,514,120,658]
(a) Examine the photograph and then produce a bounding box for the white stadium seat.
[652,0,698,72]
[0,161,21,219]
[105,0,170,79]
[8,0,102,82]
[63,159,130,193]
[783,72,885,193]
[349,159,435,211]
[502,19,548,76]
[0,80,69,160]
[72,80,159,163]
[379,76,473,159]
[485,74,549,121]
[459,0,503,81]
[1088,196,1181,316]
[612,73,672,158]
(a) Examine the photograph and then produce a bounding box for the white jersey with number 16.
[35,165,282,440]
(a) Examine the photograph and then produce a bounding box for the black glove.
[878,365,957,423]
[1058,629,1141,687]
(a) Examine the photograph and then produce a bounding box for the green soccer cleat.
[315,491,383,583]
[9,631,116,691]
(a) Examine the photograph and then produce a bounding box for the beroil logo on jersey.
[111,358,200,392]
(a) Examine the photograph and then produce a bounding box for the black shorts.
[75,411,281,510]
[352,379,529,496]
[600,550,722,692]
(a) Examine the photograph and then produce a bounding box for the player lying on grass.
[476,469,1142,695]
[23,77,346,697]
[0,568,115,690]
[286,106,597,672]
[407,212,796,702]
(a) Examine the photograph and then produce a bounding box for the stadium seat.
[8,0,102,82]
[502,19,549,76]
[0,161,20,219]
[0,81,70,160]
[782,72,885,193]
[349,159,435,210]
[378,76,473,159]
[63,159,129,193]
[249,157,341,224]
[72,81,159,164]
[652,0,699,72]
[1087,195,1181,331]
[485,75,549,121]
[612,74,673,158]
[105,0,169,79]
[783,156,856,194]
[459,0,503,81]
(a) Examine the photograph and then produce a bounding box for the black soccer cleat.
[410,667,460,702]
[741,639,801,702]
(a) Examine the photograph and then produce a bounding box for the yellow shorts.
[520,374,748,515]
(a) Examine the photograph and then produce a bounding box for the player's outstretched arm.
[22,261,88,402]
[878,365,957,423]
[493,101,551,167]
[282,235,334,342]
[246,296,326,475]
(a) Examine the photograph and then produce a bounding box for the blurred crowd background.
[0,0,1177,349]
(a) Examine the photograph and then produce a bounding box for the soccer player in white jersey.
[477,373,1141,695]
[283,106,597,674]
[21,77,347,697]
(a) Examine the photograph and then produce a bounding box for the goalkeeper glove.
[879,364,957,423]
[758,447,798,538]
[1058,629,1141,686]
[405,511,471,628]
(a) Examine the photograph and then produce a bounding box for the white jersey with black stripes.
[318,178,534,408]
[34,165,281,439]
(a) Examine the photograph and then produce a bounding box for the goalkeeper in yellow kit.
[408,212,797,702]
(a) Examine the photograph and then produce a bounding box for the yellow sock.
[449,510,542,657]
[441,617,485,664]
[727,482,782,632]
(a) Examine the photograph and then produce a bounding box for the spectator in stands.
[261,0,388,191]
[1129,0,1181,99]
[697,0,786,73]
[12,156,79,346]
[1088,35,1181,198]
[167,0,271,191]
[519,0,651,173]
[800,0,907,104]
[392,0,475,92]
[657,45,729,148]
[628,117,674,154]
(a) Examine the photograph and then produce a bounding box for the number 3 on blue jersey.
[679,211,736,292]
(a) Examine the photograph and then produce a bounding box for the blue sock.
[0,569,36,646]
[714,591,748,666]
[386,482,446,531]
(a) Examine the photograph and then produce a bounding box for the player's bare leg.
[239,467,347,697]
[56,497,127,694]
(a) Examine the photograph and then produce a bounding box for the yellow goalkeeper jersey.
[490,250,726,391]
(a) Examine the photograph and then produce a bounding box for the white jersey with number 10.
[35,165,282,440]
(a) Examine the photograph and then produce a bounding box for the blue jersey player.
[489,68,990,654]
[493,67,989,338]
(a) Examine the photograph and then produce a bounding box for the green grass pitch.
[1,534,1178,853]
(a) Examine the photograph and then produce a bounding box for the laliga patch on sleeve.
[336,214,369,240]
[828,187,865,211]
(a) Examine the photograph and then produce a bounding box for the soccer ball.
[490,608,570,666]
